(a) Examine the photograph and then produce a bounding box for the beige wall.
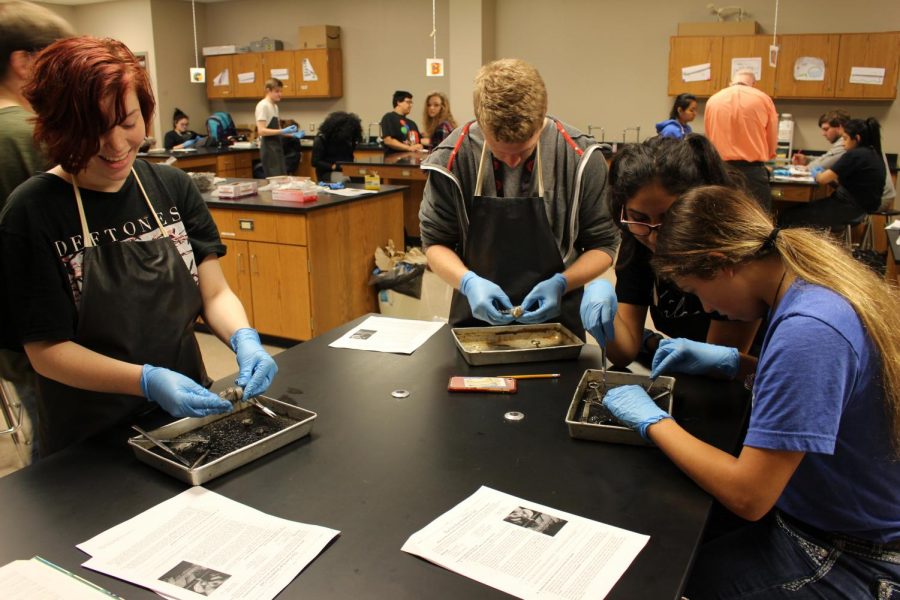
[37,0,899,153]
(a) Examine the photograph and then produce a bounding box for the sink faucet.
[587,125,606,142]
[622,126,641,144]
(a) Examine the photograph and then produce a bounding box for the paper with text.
[0,557,121,600]
[329,315,444,354]
[402,486,649,599]
[849,66,885,85]
[78,487,339,600]
[682,63,710,82]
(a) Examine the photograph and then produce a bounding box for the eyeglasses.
[619,206,663,237]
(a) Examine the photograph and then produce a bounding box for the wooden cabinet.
[206,49,343,100]
[205,55,234,99]
[669,31,898,100]
[209,189,403,340]
[668,36,723,97]
[834,32,900,99]
[263,51,297,96]
[296,49,343,98]
[774,34,840,98]
[721,35,777,96]
[216,152,254,178]
[232,53,262,98]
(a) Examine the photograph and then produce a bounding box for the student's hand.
[791,152,807,165]
[409,143,424,151]
[231,328,278,399]
[579,280,617,346]
[141,365,232,418]
[292,130,306,139]
[603,385,672,440]
[459,271,515,325]
[650,338,739,379]
[810,166,825,181]
[518,274,567,323]
[281,124,299,135]
[180,138,198,149]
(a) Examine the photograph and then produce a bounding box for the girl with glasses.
[580,135,759,379]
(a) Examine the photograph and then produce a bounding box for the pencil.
[495,373,561,380]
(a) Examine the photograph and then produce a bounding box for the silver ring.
[391,389,410,399]
[504,411,525,422]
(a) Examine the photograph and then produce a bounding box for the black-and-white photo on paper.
[504,506,567,536]
[350,328,377,340]
[160,561,230,596]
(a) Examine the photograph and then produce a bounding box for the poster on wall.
[731,57,762,81]
[426,58,444,77]
[793,57,825,81]
[681,63,710,82]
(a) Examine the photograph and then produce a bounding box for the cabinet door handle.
[401,169,411,176]
[250,254,259,275]
[220,231,236,238]
[237,252,245,273]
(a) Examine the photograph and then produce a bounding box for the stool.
[0,378,29,468]
[842,214,869,250]
[858,208,900,251]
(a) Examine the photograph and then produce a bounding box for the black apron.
[448,140,585,339]
[260,115,287,176]
[37,165,209,456]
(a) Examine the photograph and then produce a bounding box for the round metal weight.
[503,411,525,422]
[391,389,410,399]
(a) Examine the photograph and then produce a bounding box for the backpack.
[206,111,237,145]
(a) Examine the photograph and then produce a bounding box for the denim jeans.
[685,511,900,599]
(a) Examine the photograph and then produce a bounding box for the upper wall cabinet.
[668,36,723,97]
[206,55,234,99]
[668,31,899,100]
[834,32,900,100]
[773,34,840,98]
[205,49,343,100]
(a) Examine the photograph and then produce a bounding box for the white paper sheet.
[731,57,761,81]
[328,315,444,354]
[270,68,289,80]
[78,487,339,600]
[301,58,318,82]
[849,66,885,85]
[0,557,121,600]
[213,68,229,87]
[682,63,710,82]
[237,71,255,84]
[402,486,649,600]
[324,187,378,197]
[793,56,825,81]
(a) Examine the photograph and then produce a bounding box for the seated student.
[380,90,424,153]
[580,135,759,371]
[601,185,900,598]
[312,111,362,182]
[779,118,886,230]
[421,91,457,148]
[163,108,202,150]
[655,93,696,140]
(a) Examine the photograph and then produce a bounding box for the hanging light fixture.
[189,0,206,83]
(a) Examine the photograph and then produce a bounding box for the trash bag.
[368,263,426,299]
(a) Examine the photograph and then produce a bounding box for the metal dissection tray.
[451,323,584,366]
[129,396,316,485]
[565,370,675,446]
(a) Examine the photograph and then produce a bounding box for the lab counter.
[0,316,751,599]
[202,183,406,340]
[140,146,261,178]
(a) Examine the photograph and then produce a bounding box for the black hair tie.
[761,227,780,251]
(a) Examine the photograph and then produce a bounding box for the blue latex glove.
[141,365,232,418]
[579,280,617,345]
[292,130,306,139]
[603,385,672,440]
[518,274,568,323]
[231,328,278,399]
[651,338,739,379]
[281,124,299,135]
[180,137,198,149]
[459,271,515,325]
[810,166,825,180]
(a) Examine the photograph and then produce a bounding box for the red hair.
[23,36,155,173]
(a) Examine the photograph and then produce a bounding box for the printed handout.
[329,315,444,354]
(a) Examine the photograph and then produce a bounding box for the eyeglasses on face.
[619,206,664,237]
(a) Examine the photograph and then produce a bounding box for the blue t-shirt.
[747,280,899,543]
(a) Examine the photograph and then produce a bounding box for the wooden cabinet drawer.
[210,208,307,245]
[217,154,236,172]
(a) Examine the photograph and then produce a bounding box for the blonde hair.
[473,58,547,143]
[652,186,900,455]
[422,91,457,138]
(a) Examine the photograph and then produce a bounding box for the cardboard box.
[378,270,452,322]
[298,25,341,49]
[202,45,246,56]
[677,21,760,36]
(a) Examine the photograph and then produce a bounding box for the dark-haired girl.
[780,117,887,229]
[311,111,363,182]
[163,108,200,150]
[655,93,696,140]
[602,185,900,597]
[580,134,759,375]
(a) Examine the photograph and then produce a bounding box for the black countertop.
[139,145,260,160]
[0,316,750,599]
[204,181,408,214]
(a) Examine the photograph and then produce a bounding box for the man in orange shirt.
[704,69,778,211]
